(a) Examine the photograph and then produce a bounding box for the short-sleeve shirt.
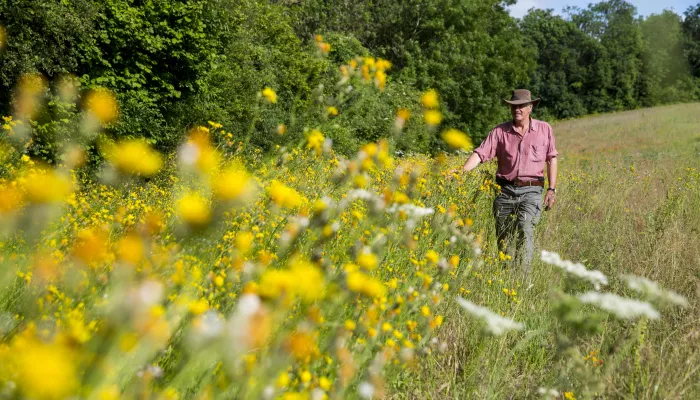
[473,118,558,181]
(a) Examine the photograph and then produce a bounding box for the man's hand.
[544,190,556,211]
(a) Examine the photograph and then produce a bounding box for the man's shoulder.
[493,121,512,132]
[532,118,553,132]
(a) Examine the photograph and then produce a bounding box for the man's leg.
[493,193,518,259]
[515,191,543,274]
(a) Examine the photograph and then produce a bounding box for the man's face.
[510,103,532,123]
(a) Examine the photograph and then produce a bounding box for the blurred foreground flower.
[441,129,473,151]
[258,258,325,302]
[315,34,331,54]
[106,139,163,177]
[424,110,442,126]
[177,192,211,228]
[421,90,439,109]
[541,250,608,290]
[347,271,386,298]
[212,167,256,203]
[22,168,73,204]
[269,180,304,209]
[84,88,119,125]
[578,292,659,320]
[456,297,523,335]
[0,26,6,49]
[622,274,688,307]
[306,129,325,156]
[0,183,24,214]
[3,332,79,399]
[15,73,47,119]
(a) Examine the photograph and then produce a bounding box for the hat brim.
[503,98,540,107]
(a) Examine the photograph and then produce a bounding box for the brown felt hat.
[503,89,540,107]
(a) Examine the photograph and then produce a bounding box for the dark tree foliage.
[522,9,611,119]
[682,4,700,78]
[1,0,700,157]
[289,0,530,143]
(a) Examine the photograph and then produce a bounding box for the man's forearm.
[547,158,558,188]
[462,152,482,172]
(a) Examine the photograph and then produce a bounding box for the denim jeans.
[492,185,544,273]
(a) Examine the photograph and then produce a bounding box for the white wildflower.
[312,388,326,400]
[541,250,608,290]
[622,274,688,307]
[456,297,523,335]
[196,310,224,339]
[386,203,434,219]
[537,387,560,399]
[578,292,660,319]
[358,381,375,399]
[237,294,261,317]
[346,189,375,201]
[136,280,164,306]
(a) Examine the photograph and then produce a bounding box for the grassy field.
[403,104,700,399]
[0,103,698,400]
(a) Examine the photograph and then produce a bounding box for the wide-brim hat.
[503,89,540,107]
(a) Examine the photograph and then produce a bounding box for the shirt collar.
[508,118,538,133]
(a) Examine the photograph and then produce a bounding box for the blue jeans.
[492,185,543,273]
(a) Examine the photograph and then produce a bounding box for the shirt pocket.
[530,144,546,162]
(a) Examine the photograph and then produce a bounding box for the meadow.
[0,75,698,400]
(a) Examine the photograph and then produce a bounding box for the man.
[454,89,558,273]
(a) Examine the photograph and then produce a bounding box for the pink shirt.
[473,118,558,181]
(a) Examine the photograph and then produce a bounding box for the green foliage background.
[2,0,700,158]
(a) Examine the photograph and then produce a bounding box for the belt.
[496,177,544,187]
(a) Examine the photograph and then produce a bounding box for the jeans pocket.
[532,201,543,225]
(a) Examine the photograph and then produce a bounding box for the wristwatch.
[547,188,556,193]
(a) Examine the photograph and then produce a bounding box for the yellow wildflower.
[347,271,386,298]
[212,167,255,202]
[22,168,73,203]
[84,88,119,124]
[442,129,473,150]
[319,376,332,391]
[116,233,145,265]
[72,228,110,267]
[235,231,254,253]
[0,184,23,214]
[327,106,339,116]
[12,336,79,399]
[421,90,439,109]
[268,180,304,209]
[262,87,277,104]
[177,192,211,227]
[425,250,439,265]
[356,251,378,270]
[189,298,209,315]
[424,110,443,126]
[306,129,325,156]
[396,108,411,121]
[106,139,163,176]
[287,331,320,361]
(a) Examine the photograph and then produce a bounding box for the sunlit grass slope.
[402,103,700,399]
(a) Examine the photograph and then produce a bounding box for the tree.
[682,4,700,78]
[567,0,643,111]
[522,9,611,119]
[639,10,689,106]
